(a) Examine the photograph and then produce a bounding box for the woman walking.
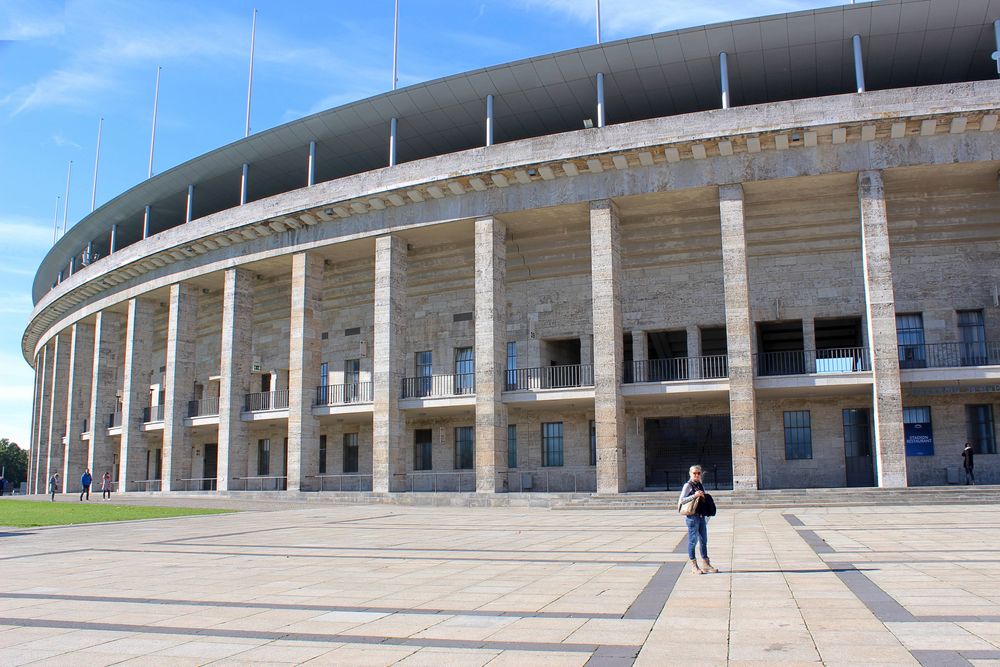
[678,465,718,575]
[101,472,112,500]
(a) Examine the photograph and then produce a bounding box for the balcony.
[625,356,728,383]
[187,397,220,418]
[401,373,475,399]
[754,348,870,377]
[503,365,594,391]
[898,341,1000,370]
[243,390,289,412]
[315,382,373,406]
[142,405,164,423]
[107,411,122,428]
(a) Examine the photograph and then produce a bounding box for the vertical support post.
[596,73,605,128]
[218,268,254,491]
[163,283,198,491]
[475,217,507,493]
[287,252,324,492]
[119,298,154,492]
[631,330,647,383]
[148,66,161,178]
[307,141,316,186]
[719,183,758,490]
[852,35,866,93]
[185,185,194,223]
[993,19,999,75]
[64,323,95,487]
[858,170,907,488]
[389,118,398,167]
[142,205,151,239]
[88,311,123,483]
[28,351,44,494]
[91,117,103,212]
[46,333,71,492]
[485,95,494,147]
[62,161,72,235]
[687,325,702,380]
[110,224,118,253]
[373,235,407,493]
[590,200,626,494]
[34,346,52,493]
[240,164,249,205]
[720,52,730,109]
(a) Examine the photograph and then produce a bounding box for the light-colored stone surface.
[373,234,407,493]
[87,311,123,486]
[474,217,506,493]
[287,252,324,492]
[119,298,156,491]
[63,322,94,487]
[164,283,199,491]
[218,268,254,491]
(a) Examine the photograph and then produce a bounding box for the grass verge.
[0,499,234,528]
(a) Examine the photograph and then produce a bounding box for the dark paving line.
[797,529,835,553]
[672,534,688,554]
[0,592,630,620]
[160,526,294,544]
[585,643,641,666]
[911,650,974,666]
[0,616,642,656]
[918,615,1000,623]
[781,513,805,527]
[825,561,916,622]
[622,562,683,620]
[0,548,90,561]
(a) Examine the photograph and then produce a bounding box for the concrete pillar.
[590,200,626,494]
[580,334,594,368]
[163,283,199,491]
[631,330,647,383]
[47,332,71,491]
[719,183,759,491]
[288,252,324,492]
[218,268,254,491]
[88,311,123,483]
[687,325,702,380]
[858,170,907,488]
[373,235,407,493]
[474,217,507,493]
[802,317,816,373]
[32,348,50,494]
[119,299,155,492]
[63,322,94,486]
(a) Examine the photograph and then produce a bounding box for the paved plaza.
[2,498,1000,666]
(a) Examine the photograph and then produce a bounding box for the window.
[416,351,432,397]
[455,426,474,469]
[257,438,270,475]
[506,342,517,390]
[958,310,987,366]
[783,411,812,460]
[455,347,474,395]
[344,359,360,401]
[507,424,517,469]
[842,409,872,458]
[319,435,327,474]
[589,420,597,466]
[414,429,433,470]
[542,422,564,467]
[343,433,359,473]
[967,404,996,454]
[896,314,926,369]
[319,362,328,386]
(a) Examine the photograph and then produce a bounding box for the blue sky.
[0,0,834,449]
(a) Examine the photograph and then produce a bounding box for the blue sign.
[904,422,934,456]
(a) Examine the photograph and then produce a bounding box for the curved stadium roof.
[34,0,1000,302]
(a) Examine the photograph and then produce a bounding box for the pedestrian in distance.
[48,473,60,501]
[0,477,6,496]
[678,465,718,575]
[80,469,92,501]
[962,442,975,485]
[101,472,112,500]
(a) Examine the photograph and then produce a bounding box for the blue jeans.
[685,515,708,561]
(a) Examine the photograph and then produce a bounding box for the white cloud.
[51,132,82,149]
[0,0,65,40]
[0,216,54,252]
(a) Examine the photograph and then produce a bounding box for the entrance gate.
[644,415,733,490]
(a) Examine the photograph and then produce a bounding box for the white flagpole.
[52,195,60,244]
[596,0,601,44]
[62,161,72,235]
[148,67,161,179]
[91,117,103,212]
[245,8,257,138]
[392,0,399,90]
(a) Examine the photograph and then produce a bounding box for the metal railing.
[187,397,220,417]
[625,355,728,383]
[504,365,594,391]
[243,390,289,412]
[107,412,122,428]
[311,473,373,492]
[315,382,373,406]
[507,468,597,493]
[754,348,870,377]
[898,341,1000,369]
[408,470,476,492]
[232,475,287,491]
[131,479,161,492]
[401,374,475,399]
[175,477,218,491]
[651,466,730,491]
[142,405,164,423]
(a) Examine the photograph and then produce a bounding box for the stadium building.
[22,0,1000,497]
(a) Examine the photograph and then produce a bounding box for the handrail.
[503,365,594,391]
[243,390,289,412]
[309,473,374,492]
[401,374,475,399]
[130,479,161,492]
[625,355,728,383]
[408,470,476,492]
[231,475,288,491]
[142,404,164,423]
[187,397,220,417]
[898,341,1000,369]
[754,347,870,377]
[315,382,373,406]
[507,468,597,493]
[175,477,218,491]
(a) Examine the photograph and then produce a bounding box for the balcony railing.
[754,348,870,377]
[401,373,475,399]
[311,474,374,492]
[187,397,220,418]
[142,405,164,423]
[315,382,373,406]
[107,412,122,428]
[243,390,289,412]
[625,355,729,383]
[503,365,594,391]
[898,341,1000,369]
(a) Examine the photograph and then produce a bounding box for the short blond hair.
[689,465,702,478]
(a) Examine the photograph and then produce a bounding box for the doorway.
[843,409,875,487]
[644,415,733,490]
[202,443,218,491]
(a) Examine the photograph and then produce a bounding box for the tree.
[0,438,29,488]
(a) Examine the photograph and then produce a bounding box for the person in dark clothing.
[678,465,719,575]
[48,473,59,501]
[80,469,93,501]
[101,472,112,499]
[962,443,975,485]
[0,477,6,496]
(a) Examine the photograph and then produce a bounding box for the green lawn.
[0,499,234,528]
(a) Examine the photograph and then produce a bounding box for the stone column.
[859,170,907,488]
[88,311,123,483]
[475,217,507,493]
[373,235,407,493]
[47,332,71,491]
[802,317,817,373]
[288,252,324,492]
[30,348,48,494]
[687,325,702,380]
[63,322,94,485]
[218,268,254,491]
[119,299,155,492]
[163,283,199,491]
[590,200,626,494]
[719,183,759,491]
[631,330,647,383]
